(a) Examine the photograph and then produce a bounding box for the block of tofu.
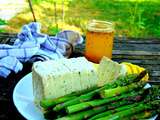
[97,57,122,86]
[32,57,98,103]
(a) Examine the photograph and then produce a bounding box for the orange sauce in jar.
[85,20,114,63]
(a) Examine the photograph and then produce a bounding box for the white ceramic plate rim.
[13,72,44,120]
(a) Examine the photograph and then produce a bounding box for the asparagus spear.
[100,81,146,98]
[145,85,160,102]
[66,89,146,114]
[92,86,160,120]
[56,105,107,120]
[40,86,98,109]
[53,71,146,112]
[89,102,141,120]
[57,94,144,120]
[53,85,107,112]
[97,100,160,120]
[124,110,158,120]
[41,96,76,109]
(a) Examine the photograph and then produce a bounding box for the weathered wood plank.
[112,55,160,60]
[149,76,160,81]
[140,65,160,71]
[74,42,160,55]
[0,33,16,37]
[1,33,160,52]
[113,59,160,65]
[113,43,160,52]
[149,71,160,77]
[114,39,160,44]
[113,50,160,56]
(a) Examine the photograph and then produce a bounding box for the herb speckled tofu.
[32,57,98,104]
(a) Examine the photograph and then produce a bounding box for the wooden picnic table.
[0,33,160,120]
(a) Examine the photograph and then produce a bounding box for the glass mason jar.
[85,20,114,63]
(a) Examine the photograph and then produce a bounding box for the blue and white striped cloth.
[0,22,83,78]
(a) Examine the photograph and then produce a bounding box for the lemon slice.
[121,62,149,81]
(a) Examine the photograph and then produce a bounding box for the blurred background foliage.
[0,0,160,38]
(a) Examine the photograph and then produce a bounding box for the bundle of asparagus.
[39,71,160,120]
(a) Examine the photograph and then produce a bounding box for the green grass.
[48,26,61,35]
[66,0,160,38]
[1,0,160,38]
[0,29,7,33]
[32,0,71,4]
[0,19,7,25]
[0,19,7,33]
[32,0,51,4]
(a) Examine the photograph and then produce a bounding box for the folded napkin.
[0,22,83,78]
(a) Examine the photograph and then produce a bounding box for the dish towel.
[0,22,83,78]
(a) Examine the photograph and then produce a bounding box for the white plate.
[13,73,44,120]
[13,73,157,120]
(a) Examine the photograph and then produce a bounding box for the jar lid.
[87,20,114,32]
